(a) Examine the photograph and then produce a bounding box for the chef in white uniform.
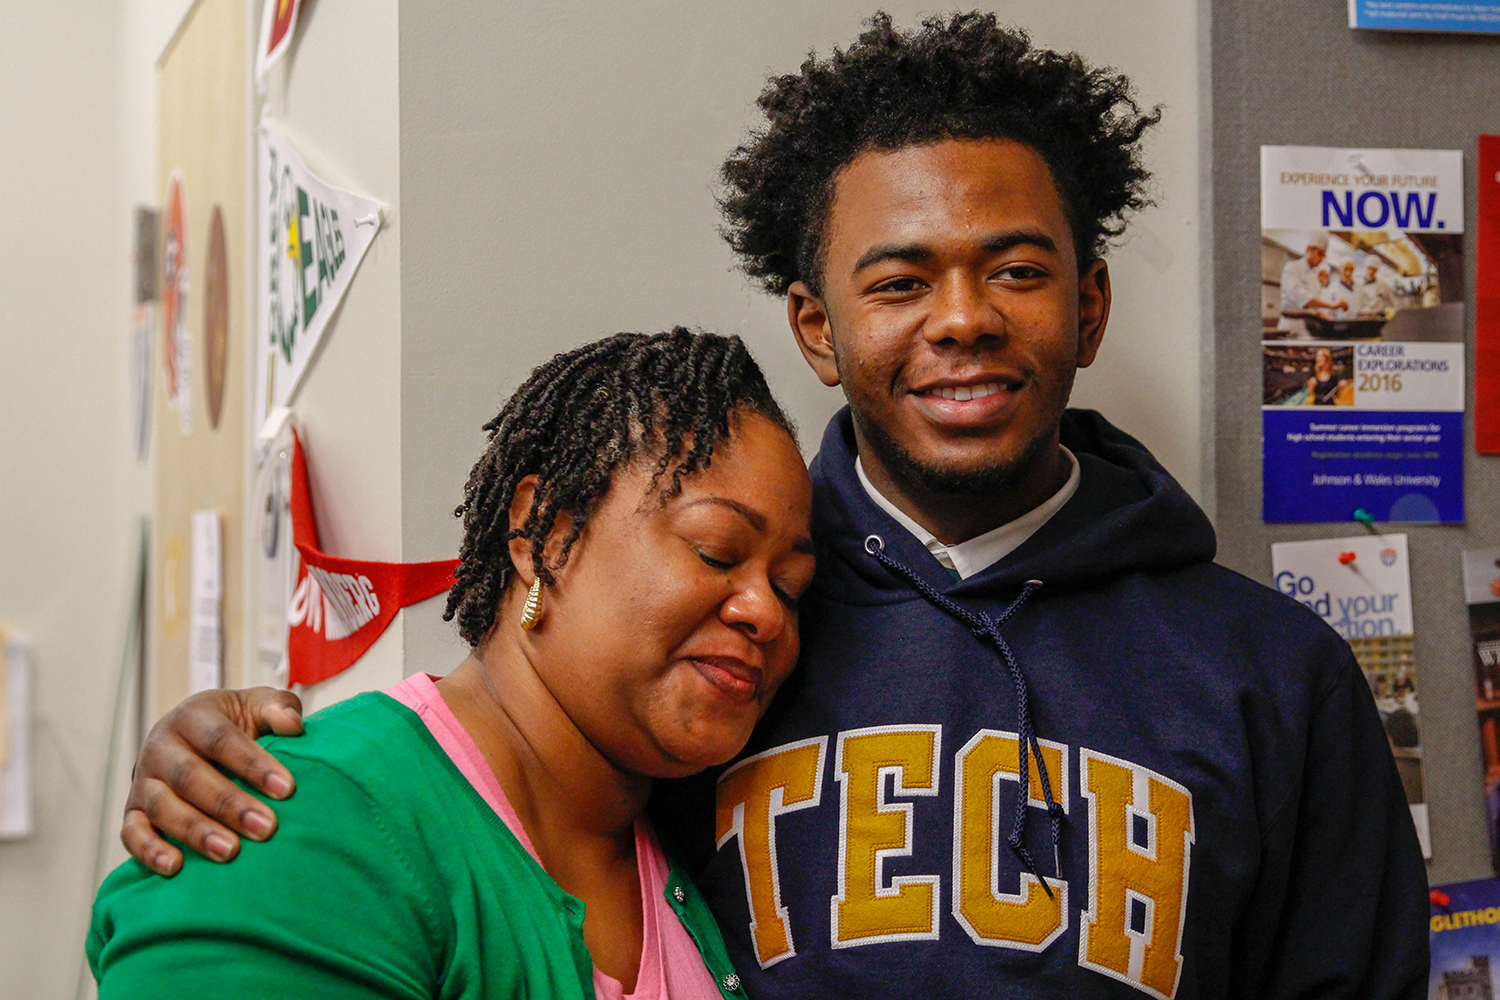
[1357,256,1396,315]
[1278,233,1330,337]
[1330,260,1358,318]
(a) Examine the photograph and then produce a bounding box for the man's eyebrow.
[681,496,816,554]
[852,229,1060,277]
[981,229,1057,256]
[853,242,934,275]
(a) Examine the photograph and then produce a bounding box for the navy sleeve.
[1232,652,1429,999]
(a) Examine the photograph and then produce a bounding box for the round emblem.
[204,205,230,429]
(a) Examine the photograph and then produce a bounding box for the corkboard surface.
[153,0,248,717]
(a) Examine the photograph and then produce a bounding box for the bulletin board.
[1210,3,1500,883]
[151,0,249,719]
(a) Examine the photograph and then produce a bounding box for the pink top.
[386,674,723,1000]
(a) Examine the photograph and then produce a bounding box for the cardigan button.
[673,885,686,903]
[722,973,741,992]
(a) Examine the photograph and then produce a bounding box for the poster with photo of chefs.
[1261,145,1465,523]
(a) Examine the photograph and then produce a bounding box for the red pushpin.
[1431,889,1451,908]
[1337,551,1357,565]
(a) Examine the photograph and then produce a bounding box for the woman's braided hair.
[719,10,1161,297]
[443,328,795,646]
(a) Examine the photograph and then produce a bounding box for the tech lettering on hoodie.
[716,732,1194,999]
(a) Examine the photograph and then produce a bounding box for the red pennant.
[1478,135,1500,453]
[286,430,458,686]
[266,0,299,55]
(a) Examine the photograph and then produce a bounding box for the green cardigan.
[88,692,747,1000]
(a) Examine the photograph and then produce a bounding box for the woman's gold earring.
[519,577,544,631]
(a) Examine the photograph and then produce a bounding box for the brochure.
[1260,145,1464,523]
[1465,548,1500,870]
[1430,878,1500,999]
[1271,533,1429,856]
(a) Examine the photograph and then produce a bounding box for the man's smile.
[906,372,1028,429]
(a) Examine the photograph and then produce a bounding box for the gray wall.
[1211,2,1500,884]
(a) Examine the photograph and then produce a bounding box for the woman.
[89,329,816,999]
[1302,347,1348,406]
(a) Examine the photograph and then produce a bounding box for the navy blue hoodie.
[675,408,1427,1000]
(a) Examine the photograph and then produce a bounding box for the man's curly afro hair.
[719,11,1162,297]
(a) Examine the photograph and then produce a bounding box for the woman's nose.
[719,578,787,643]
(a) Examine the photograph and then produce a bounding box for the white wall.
[395,4,1207,672]
[0,2,134,996]
[253,0,407,712]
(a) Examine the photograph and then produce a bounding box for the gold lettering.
[832,726,941,946]
[715,737,828,967]
[1079,750,1195,1000]
[952,731,1068,950]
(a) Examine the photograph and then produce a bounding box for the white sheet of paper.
[1270,534,1413,637]
[189,510,223,693]
[0,637,34,839]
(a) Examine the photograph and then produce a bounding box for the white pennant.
[254,123,382,440]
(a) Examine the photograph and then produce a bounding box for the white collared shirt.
[855,447,1081,579]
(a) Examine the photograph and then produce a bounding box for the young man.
[121,13,1427,999]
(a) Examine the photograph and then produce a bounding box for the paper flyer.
[1430,878,1500,998]
[162,171,191,434]
[1260,146,1464,523]
[1477,136,1500,453]
[252,415,296,686]
[254,124,382,440]
[0,636,34,839]
[1465,548,1500,870]
[1271,534,1429,856]
[1350,0,1500,33]
[188,510,222,693]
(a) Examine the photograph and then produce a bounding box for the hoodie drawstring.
[863,534,1064,897]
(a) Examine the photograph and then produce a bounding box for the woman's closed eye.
[697,550,737,571]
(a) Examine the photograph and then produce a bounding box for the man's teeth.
[932,383,1003,401]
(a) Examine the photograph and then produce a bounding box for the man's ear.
[787,281,841,388]
[1076,259,1111,369]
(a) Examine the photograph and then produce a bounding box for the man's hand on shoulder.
[121,687,305,876]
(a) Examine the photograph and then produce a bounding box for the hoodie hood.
[808,406,1216,602]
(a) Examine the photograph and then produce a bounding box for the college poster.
[1465,548,1500,870]
[1261,146,1464,523]
[1430,878,1500,999]
[1270,534,1429,856]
